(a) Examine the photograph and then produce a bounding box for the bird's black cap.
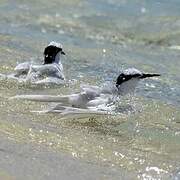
[43,42,65,64]
[116,68,160,88]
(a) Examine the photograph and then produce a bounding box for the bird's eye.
[45,55,48,57]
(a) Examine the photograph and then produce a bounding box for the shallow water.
[0,0,180,179]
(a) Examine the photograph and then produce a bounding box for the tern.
[5,41,66,85]
[11,68,160,113]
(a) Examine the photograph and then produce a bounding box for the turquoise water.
[0,0,180,179]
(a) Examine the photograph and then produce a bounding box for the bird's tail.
[9,94,69,103]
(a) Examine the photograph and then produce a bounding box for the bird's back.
[14,62,31,77]
[26,63,65,82]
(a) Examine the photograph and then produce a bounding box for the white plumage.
[2,41,66,85]
[10,68,160,114]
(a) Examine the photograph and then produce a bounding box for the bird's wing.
[86,94,111,107]
[101,82,118,94]
[80,84,101,97]
[34,105,109,117]
[80,84,100,92]
[10,83,102,108]
[9,93,87,107]
[9,94,70,103]
[14,62,31,76]
[33,77,65,85]
[10,91,99,110]
[26,64,65,80]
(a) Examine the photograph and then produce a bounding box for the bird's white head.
[116,68,160,95]
[43,41,65,64]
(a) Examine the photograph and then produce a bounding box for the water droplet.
[103,49,106,53]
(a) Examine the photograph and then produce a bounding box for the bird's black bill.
[61,51,66,55]
[140,73,161,79]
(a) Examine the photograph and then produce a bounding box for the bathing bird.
[10,41,66,85]
[11,68,160,113]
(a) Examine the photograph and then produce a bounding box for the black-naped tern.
[6,41,66,85]
[11,68,160,113]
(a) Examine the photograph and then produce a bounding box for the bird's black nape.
[43,45,65,64]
